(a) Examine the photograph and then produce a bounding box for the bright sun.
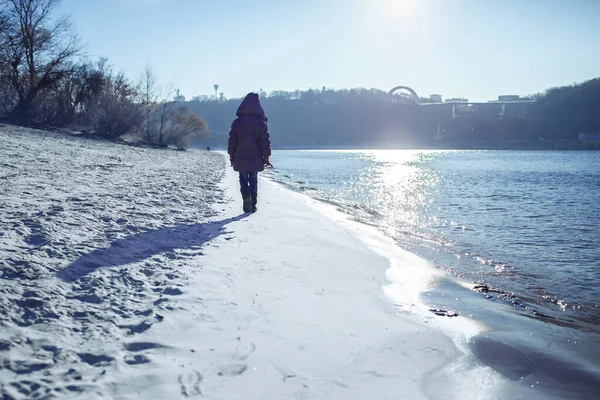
[387,0,420,17]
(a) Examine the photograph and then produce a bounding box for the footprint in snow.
[178,370,203,397]
[217,363,247,377]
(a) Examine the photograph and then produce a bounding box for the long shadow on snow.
[57,214,247,282]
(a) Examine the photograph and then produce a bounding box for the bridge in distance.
[388,86,536,118]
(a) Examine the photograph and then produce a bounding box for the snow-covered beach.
[2,126,599,400]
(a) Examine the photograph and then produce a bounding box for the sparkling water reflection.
[266,150,600,327]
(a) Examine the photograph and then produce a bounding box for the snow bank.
[0,126,225,399]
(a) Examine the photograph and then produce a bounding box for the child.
[227,93,271,213]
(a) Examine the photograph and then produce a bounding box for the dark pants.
[239,172,258,198]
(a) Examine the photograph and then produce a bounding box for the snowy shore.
[1,126,227,399]
[2,126,599,399]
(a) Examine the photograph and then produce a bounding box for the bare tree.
[60,61,104,124]
[142,88,210,148]
[136,64,160,141]
[0,3,16,115]
[163,106,209,149]
[141,84,177,146]
[156,96,175,145]
[191,94,209,102]
[137,63,158,106]
[139,77,186,146]
[89,67,141,139]
[2,0,81,124]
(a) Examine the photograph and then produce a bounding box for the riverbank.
[1,127,598,399]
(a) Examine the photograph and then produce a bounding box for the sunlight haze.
[58,0,600,101]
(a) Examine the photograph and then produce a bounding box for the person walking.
[227,93,271,213]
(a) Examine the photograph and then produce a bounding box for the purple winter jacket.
[227,93,271,172]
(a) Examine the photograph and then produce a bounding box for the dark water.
[265,150,600,328]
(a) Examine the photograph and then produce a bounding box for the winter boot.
[251,194,258,213]
[243,197,252,213]
[241,187,251,213]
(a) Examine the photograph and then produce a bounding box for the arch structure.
[388,86,420,104]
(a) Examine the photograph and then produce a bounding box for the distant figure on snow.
[227,93,271,213]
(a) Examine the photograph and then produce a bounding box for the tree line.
[0,0,208,149]
[189,80,600,149]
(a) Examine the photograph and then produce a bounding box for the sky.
[57,0,600,102]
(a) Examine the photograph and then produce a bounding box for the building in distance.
[430,94,443,103]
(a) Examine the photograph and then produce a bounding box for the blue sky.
[58,0,600,101]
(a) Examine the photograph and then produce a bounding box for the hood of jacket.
[236,93,267,121]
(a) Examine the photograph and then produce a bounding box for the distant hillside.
[190,79,600,150]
